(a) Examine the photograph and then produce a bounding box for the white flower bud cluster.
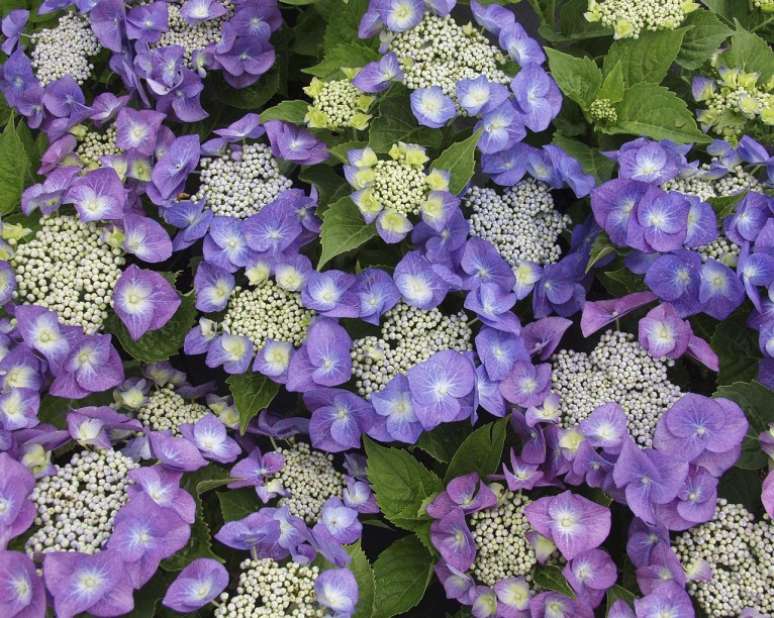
[30,12,101,86]
[266,440,345,524]
[221,282,315,349]
[470,490,537,587]
[551,330,682,447]
[26,449,138,557]
[214,558,326,617]
[387,14,509,99]
[74,126,120,171]
[136,385,208,434]
[465,179,572,268]
[192,143,293,219]
[11,214,125,334]
[699,84,774,142]
[697,236,740,266]
[153,1,233,66]
[673,500,774,617]
[586,0,690,39]
[351,302,472,398]
[369,159,429,216]
[306,79,371,130]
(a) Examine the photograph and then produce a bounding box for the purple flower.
[43,550,134,618]
[126,1,168,43]
[456,75,508,116]
[504,449,545,491]
[476,102,525,154]
[1,10,28,55]
[764,470,774,519]
[305,388,374,452]
[408,350,476,429]
[14,305,70,367]
[317,497,362,544]
[229,447,284,493]
[215,509,281,552]
[431,508,476,571]
[127,466,195,523]
[699,259,745,319]
[352,53,403,93]
[655,467,718,530]
[353,268,400,325]
[193,262,234,313]
[315,568,359,617]
[243,199,302,256]
[149,431,208,472]
[500,361,551,408]
[638,303,692,359]
[369,374,423,444]
[0,453,35,549]
[64,168,126,222]
[521,317,572,361]
[580,291,657,337]
[524,491,611,560]
[529,591,592,618]
[113,265,181,340]
[162,558,228,613]
[510,66,561,132]
[579,403,628,453]
[616,140,683,184]
[475,327,528,382]
[684,197,717,249]
[563,548,617,608]
[181,0,226,24]
[115,108,165,156]
[612,438,689,525]
[122,214,173,264]
[181,413,241,463]
[498,22,545,66]
[394,251,449,309]
[460,238,516,291]
[653,394,747,463]
[265,121,328,165]
[470,0,514,35]
[0,388,39,431]
[411,87,456,128]
[633,189,690,253]
[150,135,200,203]
[206,333,254,374]
[0,550,45,617]
[287,319,352,392]
[66,406,140,448]
[302,271,359,318]
[427,473,497,519]
[644,250,703,317]
[374,0,423,32]
[590,179,649,246]
[42,77,89,122]
[634,586,694,618]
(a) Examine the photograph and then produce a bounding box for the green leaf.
[368,91,444,153]
[212,67,282,110]
[603,28,686,86]
[415,422,471,463]
[608,84,710,144]
[533,566,575,598]
[372,535,433,618]
[718,466,763,515]
[106,291,196,363]
[318,0,376,53]
[552,134,615,182]
[444,418,507,482]
[599,267,646,296]
[347,543,376,618]
[299,164,349,210]
[364,436,443,530]
[330,140,368,164]
[545,48,602,108]
[126,570,173,618]
[0,117,31,215]
[722,26,774,82]
[431,129,482,195]
[586,232,616,272]
[596,60,625,103]
[260,100,309,123]
[711,310,759,387]
[226,372,280,434]
[606,585,636,613]
[217,487,262,522]
[714,381,774,470]
[677,10,733,69]
[303,43,380,80]
[708,192,746,218]
[318,197,376,269]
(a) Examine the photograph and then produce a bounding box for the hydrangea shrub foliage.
[0,0,773,616]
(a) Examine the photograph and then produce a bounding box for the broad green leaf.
[318,197,376,269]
[677,10,733,69]
[714,381,774,470]
[368,91,443,153]
[722,26,774,82]
[596,60,625,103]
[603,28,686,86]
[416,422,471,463]
[226,373,280,434]
[260,100,309,123]
[347,543,376,618]
[213,67,282,110]
[708,192,746,218]
[126,570,173,618]
[299,164,349,211]
[431,129,482,195]
[552,134,615,182]
[372,535,433,618]
[0,117,31,215]
[599,267,646,297]
[444,418,507,482]
[545,48,602,108]
[318,0,376,52]
[586,232,615,272]
[217,487,262,522]
[303,43,380,80]
[609,84,710,144]
[364,436,443,530]
[718,466,764,515]
[711,310,759,387]
[106,291,196,363]
[533,566,575,598]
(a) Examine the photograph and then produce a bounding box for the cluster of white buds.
[369,159,429,217]
[136,386,208,434]
[588,99,618,125]
[192,143,293,219]
[304,77,373,130]
[153,0,233,66]
[74,126,120,171]
[387,14,509,99]
[673,500,774,617]
[466,179,571,268]
[11,214,125,334]
[551,330,682,447]
[26,449,138,557]
[585,0,695,39]
[221,282,314,350]
[351,303,472,398]
[267,441,346,524]
[214,558,325,617]
[30,12,101,85]
[470,489,537,587]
